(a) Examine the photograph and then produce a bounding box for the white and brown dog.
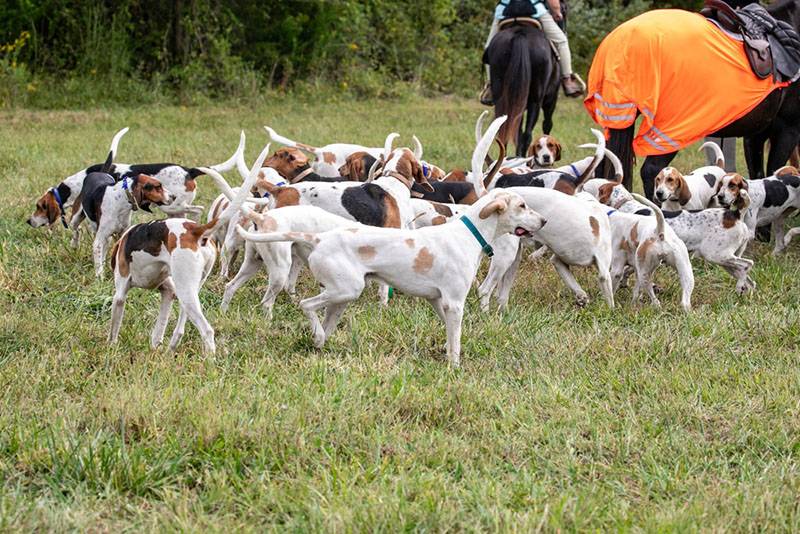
[606,194,695,311]
[527,134,562,168]
[715,167,800,254]
[653,141,726,210]
[107,144,269,353]
[236,188,546,367]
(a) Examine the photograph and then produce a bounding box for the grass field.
[2,95,800,531]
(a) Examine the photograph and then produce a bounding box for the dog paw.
[575,294,590,307]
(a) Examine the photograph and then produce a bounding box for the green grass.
[1,95,800,531]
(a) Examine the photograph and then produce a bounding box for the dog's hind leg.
[771,215,788,255]
[551,256,590,306]
[594,253,615,308]
[168,306,188,351]
[151,277,176,348]
[221,243,262,312]
[667,248,694,312]
[173,258,215,354]
[108,277,131,344]
[496,243,524,311]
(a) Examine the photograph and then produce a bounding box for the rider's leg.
[539,12,585,97]
[480,19,500,106]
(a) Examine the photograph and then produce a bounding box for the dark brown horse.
[485,22,560,157]
[603,0,800,197]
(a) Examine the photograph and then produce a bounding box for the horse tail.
[497,31,531,146]
[605,123,636,190]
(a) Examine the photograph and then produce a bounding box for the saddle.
[498,17,541,31]
[701,0,773,79]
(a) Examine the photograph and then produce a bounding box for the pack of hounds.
[27,112,800,367]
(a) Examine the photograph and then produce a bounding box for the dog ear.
[554,140,562,162]
[733,188,750,211]
[479,197,508,219]
[598,182,614,205]
[677,175,692,206]
[526,141,537,159]
[45,192,60,224]
[412,159,435,192]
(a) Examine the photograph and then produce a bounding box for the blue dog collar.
[422,162,430,178]
[262,181,286,197]
[570,164,580,177]
[49,187,68,228]
[607,209,616,216]
[460,215,493,257]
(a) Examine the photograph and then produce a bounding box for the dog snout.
[26,218,34,227]
[540,218,547,228]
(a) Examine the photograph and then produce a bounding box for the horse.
[485,21,560,157]
[594,2,800,197]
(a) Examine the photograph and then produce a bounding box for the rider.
[481,0,586,105]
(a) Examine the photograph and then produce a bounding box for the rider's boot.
[562,73,586,98]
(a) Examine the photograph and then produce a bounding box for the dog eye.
[144,184,153,190]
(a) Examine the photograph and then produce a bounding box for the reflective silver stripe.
[642,108,655,121]
[593,93,636,109]
[642,135,669,152]
[648,125,680,150]
[595,109,635,122]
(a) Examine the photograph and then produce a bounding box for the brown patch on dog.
[383,194,401,228]
[775,165,800,177]
[619,239,631,253]
[273,187,301,208]
[260,215,278,232]
[265,147,310,180]
[629,222,639,244]
[636,238,656,263]
[499,168,515,175]
[185,177,197,192]
[429,201,453,217]
[460,190,480,205]
[722,173,749,200]
[133,174,169,208]
[210,198,229,221]
[413,247,434,274]
[166,232,178,252]
[428,165,446,181]
[405,238,415,248]
[598,182,615,205]
[322,151,336,164]
[431,215,447,225]
[442,168,466,182]
[589,216,600,238]
[110,234,129,276]
[722,211,738,228]
[553,178,575,196]
[357,245,377,260]
[31,191,61,225]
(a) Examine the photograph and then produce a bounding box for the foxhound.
[107,144,269,353]
[237,188,546,367]
[715,167,800,254]
[654,141,726,210]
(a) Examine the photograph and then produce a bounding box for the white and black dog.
[28,128,243,238]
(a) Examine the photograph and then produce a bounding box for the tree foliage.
[0,0,705,105]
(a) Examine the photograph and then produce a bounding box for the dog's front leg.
[551,256,590,306]
[443,300,464,368]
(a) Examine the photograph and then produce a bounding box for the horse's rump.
[585,9,787,156]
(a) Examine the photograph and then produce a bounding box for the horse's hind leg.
[541,84,558,135]
[518,102,542,158]
[641,153,677,200]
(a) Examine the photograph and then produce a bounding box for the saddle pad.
[584,9,788,156]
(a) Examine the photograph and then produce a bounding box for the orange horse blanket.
[585,9,787,156]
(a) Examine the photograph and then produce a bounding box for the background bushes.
[0,0,702,107]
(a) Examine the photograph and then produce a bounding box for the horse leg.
[743,129,770,180]
[518,103,541,158]
[641,153,677,200]
[605,124,636,189]
[540,77,559,135]
[767,124,800,175]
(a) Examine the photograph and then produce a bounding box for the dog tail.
[264,126,320,155]
[573,129,607,191]
[102,127,129,173]
[632,193,665,240]
[699,141,725,169]
[236,225,319,248]
[208,131,246,174]
[576,148,624,185]
[412,135,423,160]
[471,115,507,196]
[475,110,489,144]
[196,142,273,239]
[383,132,399,160]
